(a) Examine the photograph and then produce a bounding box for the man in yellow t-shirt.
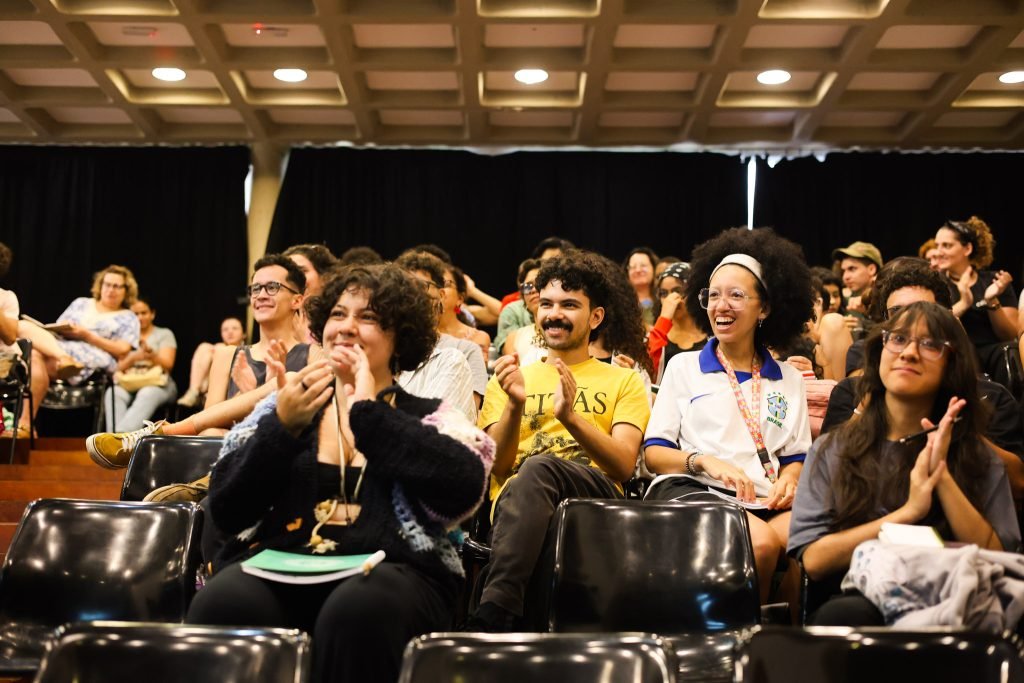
[469,251,650,632]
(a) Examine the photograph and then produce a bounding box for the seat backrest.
[35,621,311,683]
[547,499,759,633]
[399,632,675,683]
[0,499,203,654]
[735,626,1024,683]
[121,436,223,501]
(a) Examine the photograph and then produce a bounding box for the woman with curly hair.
[642,227,814,603]
[934,216,1017,388]
[789,302,1019,625]
[187,264,494,683]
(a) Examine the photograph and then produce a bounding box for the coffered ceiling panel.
[0,0,1020,148]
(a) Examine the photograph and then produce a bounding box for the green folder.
[241,549,385,584]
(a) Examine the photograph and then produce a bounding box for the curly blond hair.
[942,216,995,269]
[90,264,138,308]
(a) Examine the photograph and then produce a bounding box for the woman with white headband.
[642,227,815,605]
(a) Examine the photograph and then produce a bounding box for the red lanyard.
[715,345,778,484]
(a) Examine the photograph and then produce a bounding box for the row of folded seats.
[0,435,1022,682]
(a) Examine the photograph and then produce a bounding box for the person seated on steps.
[176,316,246,409]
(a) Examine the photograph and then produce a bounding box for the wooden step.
[0,465,123,482]
[0,501,28,523]
[30,437,87,452]
[26,450,100,467]
[0,481,121,501]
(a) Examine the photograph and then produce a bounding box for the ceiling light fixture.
[122,26,157,38]
[514,68,548,85]
[274,68,308,83]
[152,67,186,82]
[757,69,791,85]
[998,70,1024,84]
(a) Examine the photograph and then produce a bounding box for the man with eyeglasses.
[821,256,1024,502]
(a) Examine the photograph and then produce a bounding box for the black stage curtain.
[754,152,1024,275]
[0,146,251,392]
[267,148,747,297]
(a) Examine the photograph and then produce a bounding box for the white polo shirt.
[643,339,811,498]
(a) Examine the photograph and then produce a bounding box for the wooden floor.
[0,436,124,561]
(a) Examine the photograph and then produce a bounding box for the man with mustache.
[470,250,651,631]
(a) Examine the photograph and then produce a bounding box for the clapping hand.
[493,353,526,406]
[552,358,578,423]
[276,361,334,436]
[331,343,377,404]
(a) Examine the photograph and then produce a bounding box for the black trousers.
[811,591,885,626]
[480,454,621,616]
[187,561,455,683]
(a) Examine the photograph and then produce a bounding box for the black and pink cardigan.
[206,385,494,585]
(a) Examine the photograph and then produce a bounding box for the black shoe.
[464,602,524,633]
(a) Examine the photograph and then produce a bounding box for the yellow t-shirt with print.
[478,357,651,500]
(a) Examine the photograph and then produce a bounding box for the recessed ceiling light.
[152,67,186,82]
[514,68,549,85]
[274,68,308,83]
[999,70,1024,84]
[757,69,791,85]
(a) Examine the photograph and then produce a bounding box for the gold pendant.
[326,503,362,526]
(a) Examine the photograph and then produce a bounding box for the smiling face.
[321,287,395,379]
[880,316,947,400]
[536,280,603,352]
[288,254,321,296]
[934,227,972,275]
[220,317,244,345]
[706,265,765,348]
[250,264,301,324]
[627,252,654,291]
[99,272,128,309]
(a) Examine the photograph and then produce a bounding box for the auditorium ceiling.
[0,0,1022,149]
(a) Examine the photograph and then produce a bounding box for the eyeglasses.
[520,281,537,296]
[698,288,759,310]
[247,281,299,297]
[414,278,439,293]
[881,330,953,361]
[657,286,685,299]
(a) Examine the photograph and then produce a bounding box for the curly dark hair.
[685,227,814,349]
[337,246,383,267]
[395,250,446,288]
[868,256,954,323]
[535,250,652,376]
[940,216,995,269]
[283,243,337,275]
[0,242,11,279]
[254,253,306,294]
[821,302,991,535]
[306,264,438,374]
[592,253,655,377]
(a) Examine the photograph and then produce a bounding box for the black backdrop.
[754,152,1024,276]
[0,145,251,391]
[267,147,749,296]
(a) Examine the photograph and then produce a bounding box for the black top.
[951,270,1017,349]
[207,386,490,586]
[227,343,311,399]
[821,375,1024,460]
[664,337,708,368]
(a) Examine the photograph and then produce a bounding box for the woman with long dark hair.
[789,301,1020,624]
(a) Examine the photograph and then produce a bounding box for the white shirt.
[0,288,20,356]
[643,339,811,497]
[398,345,476,422]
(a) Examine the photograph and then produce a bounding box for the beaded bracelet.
[686,450,702,476]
